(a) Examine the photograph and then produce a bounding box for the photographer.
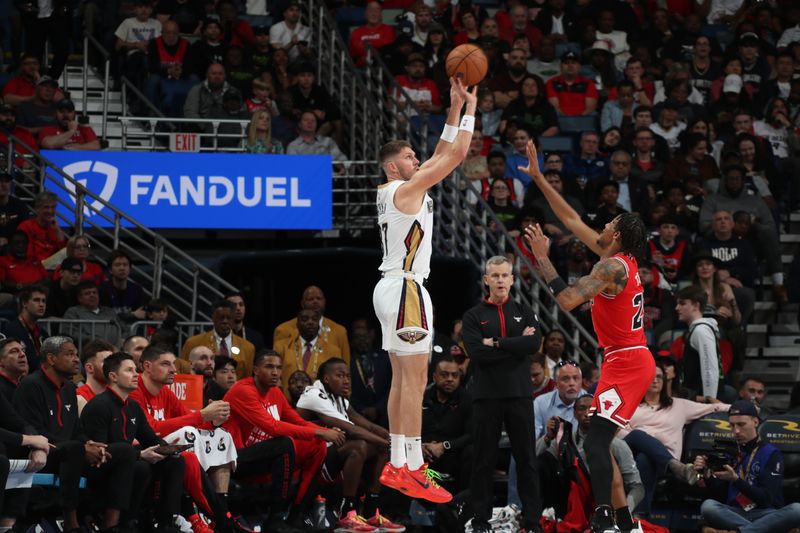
[693,401,800,532]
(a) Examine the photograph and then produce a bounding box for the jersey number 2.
[631,293,644,331]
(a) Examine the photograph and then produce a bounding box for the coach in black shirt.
[82,352,184,531]
[462,255,543,533]
[13,336,120,533]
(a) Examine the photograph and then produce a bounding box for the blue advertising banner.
[42,151,333,229]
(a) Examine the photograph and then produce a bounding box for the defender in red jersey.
[519,141,654,533]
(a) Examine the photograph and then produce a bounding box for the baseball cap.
[729,400,759,418]
[723,74,743,94]
[61,257,83,272]
[253,25,269,36]
[56,99,75,111]
[406,52,426,65]
[738,32,760,45]
[0,103,14,114]
[37,76,58,87]
[561,50,579,62]
[589,40,612,53]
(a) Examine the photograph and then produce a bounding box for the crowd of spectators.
[0,0,800,531]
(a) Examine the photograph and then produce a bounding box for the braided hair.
[615,212,647,260]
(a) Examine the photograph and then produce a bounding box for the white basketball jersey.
[377,180,434,279]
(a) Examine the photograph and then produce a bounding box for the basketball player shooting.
[373,77,477,504]
[518,140,654,533]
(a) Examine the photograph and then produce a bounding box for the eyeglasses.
[556,360,579,368]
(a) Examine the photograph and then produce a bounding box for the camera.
[704,439,738,471]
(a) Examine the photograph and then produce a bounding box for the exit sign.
[169,132,200,152]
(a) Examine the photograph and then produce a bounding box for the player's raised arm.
[424,79,467,163]
[398,79,477,198]
[524,224,626,311]
[518,140,603,256]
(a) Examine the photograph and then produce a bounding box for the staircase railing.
[363,44,431,161]
[430,171,600,363]
[302,0,384,165]
[4,135,238,322]
[82,35,112,142]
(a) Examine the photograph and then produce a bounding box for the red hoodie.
[222,377,321,449]
[128,378,204,437]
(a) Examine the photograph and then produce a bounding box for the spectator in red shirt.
[223,350,345,530]
[500,4,543,51]
[350,1,396,67]
[2,54,44,107]
[218,0,254,48]
[17,191,67,264]
[52,235,107,286]
[39,99,101,151]
[0,231,48,295]
[0,103,39,164]
[394,53,443,115]
[545,51,599,116]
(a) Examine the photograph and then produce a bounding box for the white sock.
[390,434,406,468]
[406,436,424,471]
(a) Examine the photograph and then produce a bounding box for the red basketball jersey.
[591,253,647,349]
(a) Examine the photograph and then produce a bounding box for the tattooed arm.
[525,224,628,311]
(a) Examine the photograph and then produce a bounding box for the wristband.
[459,115,475,133]
[440,124,458,143]
[548,277,568,296]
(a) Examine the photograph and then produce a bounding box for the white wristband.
[440,124,458,143]
[459,115,475,133]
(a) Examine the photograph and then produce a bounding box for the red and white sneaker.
[365,509,406,532]
[404,464,453,503]
[336,510,378,532]
[187,513,214,533]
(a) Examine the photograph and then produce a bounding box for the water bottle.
[312,495,330,529]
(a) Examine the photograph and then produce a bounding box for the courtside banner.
[42,151,333,229]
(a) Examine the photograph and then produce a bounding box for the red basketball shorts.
[590,346,656,427]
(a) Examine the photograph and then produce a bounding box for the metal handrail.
[302,0,385,165]
[82,35,112,141]
[128,320,213,347]
[118,116,249,152]
[5,133,238,322]
[39,318,123,350]
[363,44,431,160]
[120,76,168,120]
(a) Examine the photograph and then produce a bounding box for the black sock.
[363,493,381,517]
[584,417,618,505]
[591,504,616,528]
[217,493,229,517]
[341,497,358,515]
[615,506,634,531]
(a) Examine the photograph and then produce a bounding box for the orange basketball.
[445,44,488,87]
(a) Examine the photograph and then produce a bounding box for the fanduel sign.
[42,151,333,229]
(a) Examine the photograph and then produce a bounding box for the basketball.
[445,44,488,87]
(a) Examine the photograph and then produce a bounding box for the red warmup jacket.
[222,377,321,449]
[128,378,205,437]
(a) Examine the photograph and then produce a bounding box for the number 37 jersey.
[377,180,434,279]
[591,253,648,349]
